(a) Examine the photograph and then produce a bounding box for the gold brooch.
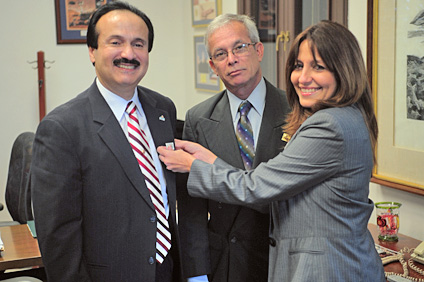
[282,133,291,142]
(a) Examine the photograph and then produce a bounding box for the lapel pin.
[159,115,165,121]
[282,133,291,142]
[165,142,175,150]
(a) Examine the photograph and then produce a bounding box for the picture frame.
[367,0,424,195]
[255,0,277,42]
[191,0,222,27]
[194,36,221,92]
[55,0,113,44]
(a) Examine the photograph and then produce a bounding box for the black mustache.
[113,58,140,67]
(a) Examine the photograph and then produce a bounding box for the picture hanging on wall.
[55,0,114,44]
[191,0,222,27]
[255,0,276,42]
[194,36,221,92]
[368,0,424,195]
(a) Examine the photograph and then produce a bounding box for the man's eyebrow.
[133,37,147,44]
[213,40,244,52]
[106,35,124,41]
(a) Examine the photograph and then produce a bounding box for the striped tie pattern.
[236,101,255,170]
[126,101,171,264]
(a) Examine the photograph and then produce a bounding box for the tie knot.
[126,101,136,115]
[239,101,252,117]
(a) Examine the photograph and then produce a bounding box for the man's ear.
[255,42,265,62]
[88,47,96,66]
[209,59,218,76]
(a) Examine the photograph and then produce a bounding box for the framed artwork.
[255,0,276,42]
[367,0,424,195]
[55,0,113,44]
[191,0,222,27]
[194,36,221,92]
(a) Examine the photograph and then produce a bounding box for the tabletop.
[0,224,43,271]
[369,223,424,280]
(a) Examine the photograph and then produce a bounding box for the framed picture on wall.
[244,0,277,42]
[256,0,276,42]
[194,36,221,92]
[191,0,222,27]
[367,0,424,196]
[55,0,114,44]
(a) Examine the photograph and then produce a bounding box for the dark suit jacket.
[177,79,290,282]
[30,81,182,282]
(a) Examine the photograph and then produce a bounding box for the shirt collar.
[227,77,266,122]
[96,78,140,121]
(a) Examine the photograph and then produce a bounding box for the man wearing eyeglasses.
[177,14,290,282]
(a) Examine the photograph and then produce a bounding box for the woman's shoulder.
[299,106,364,136]
[312,105,362,124]
[317,104,359,116]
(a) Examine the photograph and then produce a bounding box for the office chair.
[0,132,35,226]
[0,133,43,282]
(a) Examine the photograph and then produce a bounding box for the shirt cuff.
[188,275,209,282]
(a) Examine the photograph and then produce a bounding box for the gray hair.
[205,13,260,57]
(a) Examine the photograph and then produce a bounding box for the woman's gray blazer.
[187,105,385,282]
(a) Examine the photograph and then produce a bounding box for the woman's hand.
[157,139,217,173]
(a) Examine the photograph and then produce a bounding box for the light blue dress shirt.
[188,78,267,282]
[227,77,266,147]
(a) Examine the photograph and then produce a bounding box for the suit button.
[269,237,276,247]
[148,257,155,265]
[150,215,156,223]
[218,202,223,209]
[230,236,237,243]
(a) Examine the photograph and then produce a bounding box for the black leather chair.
[0,132,35,226]
[0,133,44,281]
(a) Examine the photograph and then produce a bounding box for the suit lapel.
[196,92,244,219]
[199,92,244,169]
[88,83,155,211]
[140,92,173,151]
[254,81,287,167]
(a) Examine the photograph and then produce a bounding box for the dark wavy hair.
[284,20,378,163]
[86,1,154,52]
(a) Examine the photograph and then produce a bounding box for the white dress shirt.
[96,78,169,218]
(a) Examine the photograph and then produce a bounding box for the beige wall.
[0,0,423,240]
[0,0,236,219]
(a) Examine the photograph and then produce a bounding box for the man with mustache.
[178,14,290,282]
[30,2,182,282]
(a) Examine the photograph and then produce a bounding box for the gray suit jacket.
[30,81,182,282]
[187,105,385,282]
[178,79,290,282]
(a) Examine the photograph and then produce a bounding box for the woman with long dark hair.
[159,21,384,281]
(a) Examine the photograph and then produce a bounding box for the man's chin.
[116,72,146,84]
[227,78,248,88]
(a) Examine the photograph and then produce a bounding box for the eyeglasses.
[210,42,257,62]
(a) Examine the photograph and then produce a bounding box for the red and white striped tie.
[126,101,171,264]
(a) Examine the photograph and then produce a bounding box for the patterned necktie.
[126,101,171,264]
[236,101,255,170]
